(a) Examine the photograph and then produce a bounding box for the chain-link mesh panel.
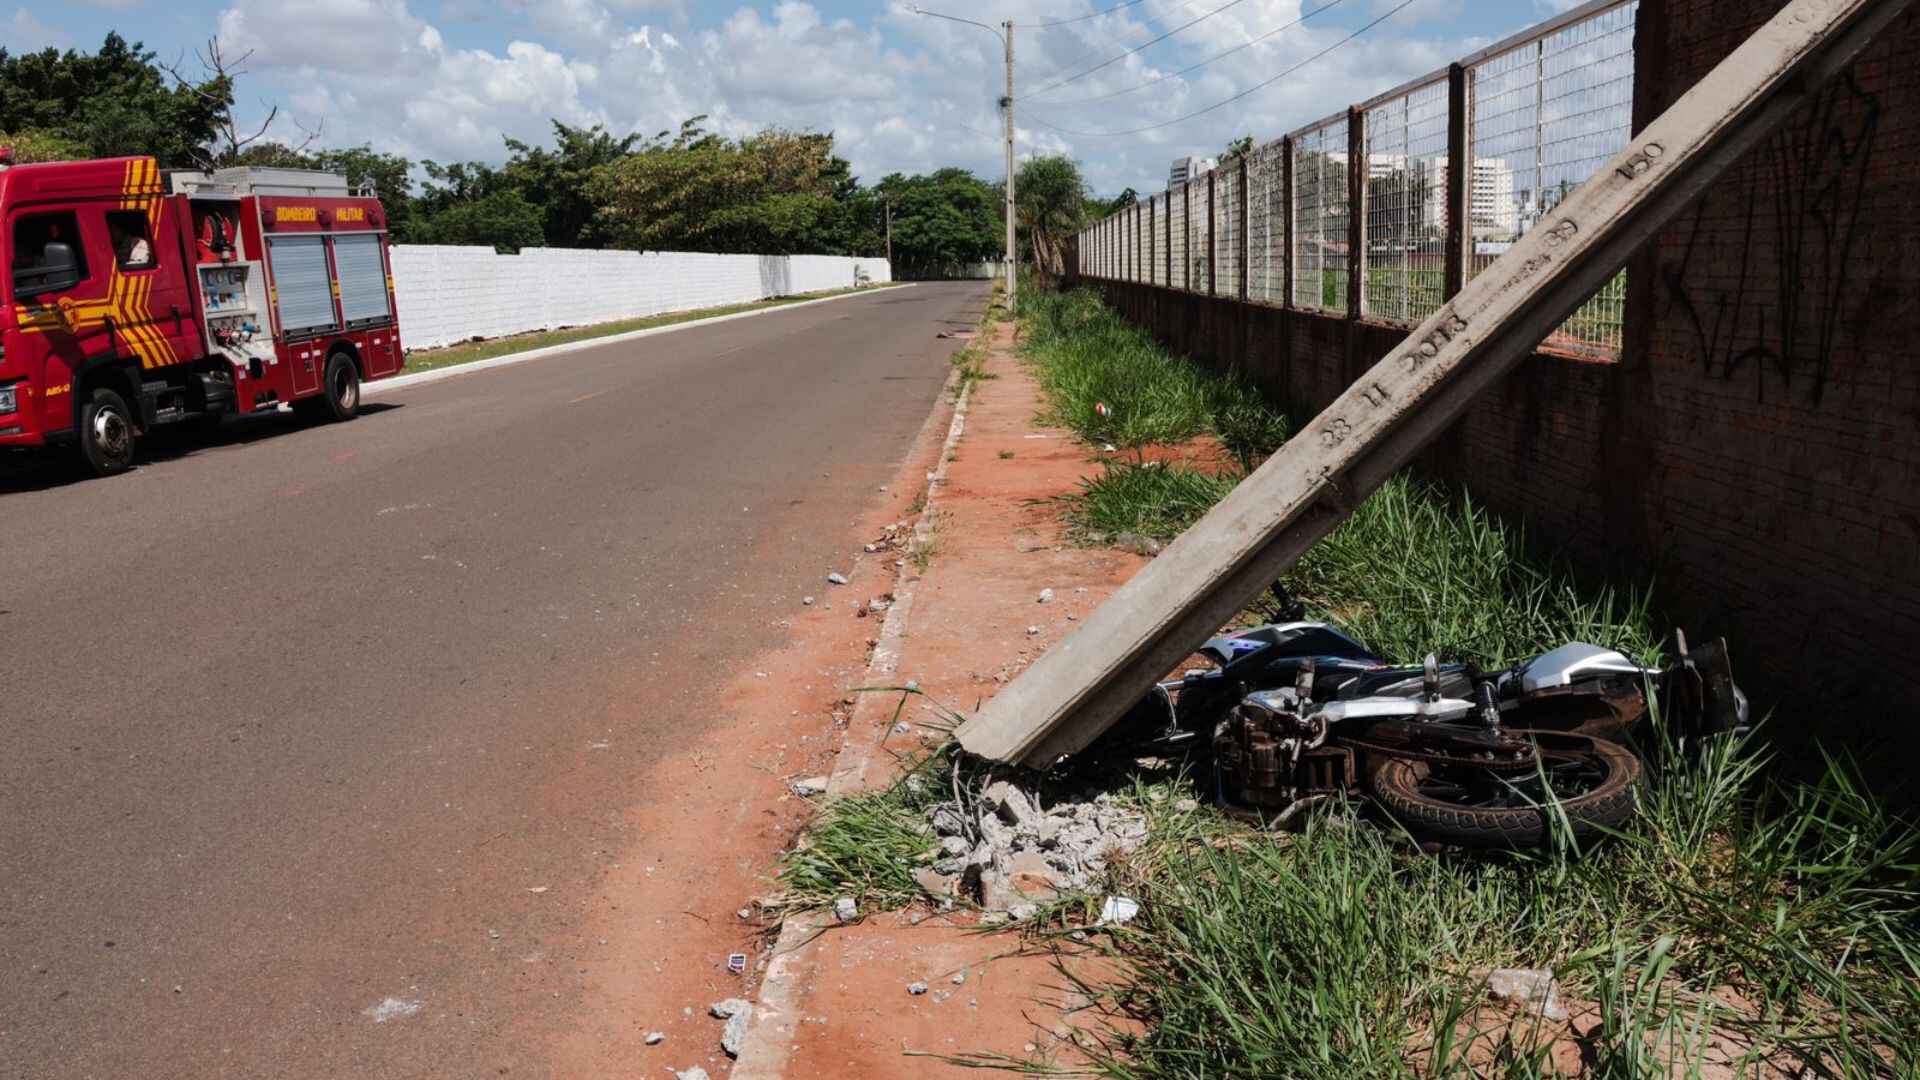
[1170,184,1189,291]
[1364,78,1449,324]
[1244,141,1284,305]
[1292,119,1349,313]
[1217,163,1241,299]
[1469,0,1636,354]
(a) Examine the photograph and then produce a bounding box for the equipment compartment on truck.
[0,153,406,476]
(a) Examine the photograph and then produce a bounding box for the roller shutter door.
[334,234,391,324]
[269,236,336,335]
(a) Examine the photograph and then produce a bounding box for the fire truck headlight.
[0,384,16,416]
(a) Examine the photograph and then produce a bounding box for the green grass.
[1016,288,1281,461]
[1015,287,1920,1077]
[402,283,902,373]
[1060,462,1238,545]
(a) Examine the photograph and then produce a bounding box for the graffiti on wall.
[1659,70,1881,407]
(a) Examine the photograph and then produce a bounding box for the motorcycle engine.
[1213,688,1354,807]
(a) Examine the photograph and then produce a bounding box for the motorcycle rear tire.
[1365,733,1641,848]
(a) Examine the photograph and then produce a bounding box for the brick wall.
[1619,0,1920,738]
[1086,1,1920,756]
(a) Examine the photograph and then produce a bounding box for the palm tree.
[1013,155,1088,285]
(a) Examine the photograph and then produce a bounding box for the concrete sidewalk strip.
[368,284,916,397]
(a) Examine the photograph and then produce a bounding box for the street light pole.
[1003,19,1017,308]
[913,7,1016,307]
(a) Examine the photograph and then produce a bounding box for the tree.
[409,189,546,253]
[586,124,877,255]
[159,38,320,168]
[1013,154,1089,282]
[0,129,91,163]
[0,33,227,167]
[873,168,1001,277]
[1222,134,1254,161]
[501,122,641,247]
[1095,187,1139,219]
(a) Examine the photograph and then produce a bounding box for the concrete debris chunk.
[1485,968,1570,1022]
[802,595,815,606]
[827,572,849,585]
[833,896,858,923]
[721,1008,750,1057]
[645,1032,665,1045]
[792,776,830,797]
[676,1069,710,1080]
[982,780,1041,827]
[931,805,968,838]
[907,981,929,995]
[709,998,751,1019]
[913,868,954,896]
[1036,589,1054,604]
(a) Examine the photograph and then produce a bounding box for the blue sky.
[8,0,1588,194]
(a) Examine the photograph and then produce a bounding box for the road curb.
[366,284,915,397]
[728,364,976,1080]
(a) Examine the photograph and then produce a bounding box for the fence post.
[1175,183,1190,292]
[1207,170,1218,296]
[1238,153,1250,302]
[1346,106,1366,320]
[1282,136,1297,307]
[1166,190,1174,287]
[1445,62,1469,300]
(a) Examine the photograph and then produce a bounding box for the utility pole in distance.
[913,7,1016,307]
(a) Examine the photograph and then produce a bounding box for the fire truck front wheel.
[79,387,137,477]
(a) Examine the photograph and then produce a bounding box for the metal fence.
[1075,0,1638,359]
[1365,77,1450,324]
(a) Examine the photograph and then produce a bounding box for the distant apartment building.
[1168,156,1217,188]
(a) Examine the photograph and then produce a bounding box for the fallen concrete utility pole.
[957,0,1912,768]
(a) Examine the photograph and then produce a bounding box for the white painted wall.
[389,246,893,350]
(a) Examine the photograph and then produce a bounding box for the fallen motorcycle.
[1124,622,1746,847]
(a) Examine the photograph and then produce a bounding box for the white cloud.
[209,0,1498,194]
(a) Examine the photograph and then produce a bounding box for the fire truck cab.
[0,153,405,476]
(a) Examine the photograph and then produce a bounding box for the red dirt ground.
[761,321,1152,1078]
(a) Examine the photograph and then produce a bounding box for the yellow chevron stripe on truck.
[11,158,178,369]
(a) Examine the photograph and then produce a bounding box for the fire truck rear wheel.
[79,387,137,477]
[320,351,361,421]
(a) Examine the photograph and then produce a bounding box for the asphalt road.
[0,280,989,1078]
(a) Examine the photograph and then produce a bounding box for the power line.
[1036,0,1356,108]
[1035,0,1154,27]
[1024,0,1418,138]
[1029,0,1258,98]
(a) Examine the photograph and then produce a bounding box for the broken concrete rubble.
[923,777,1149,912]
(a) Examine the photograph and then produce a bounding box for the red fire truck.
[0,152,405,476]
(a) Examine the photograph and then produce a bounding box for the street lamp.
[912,8,1016,307]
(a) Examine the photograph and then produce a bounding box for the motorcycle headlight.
[0,384,17,415]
